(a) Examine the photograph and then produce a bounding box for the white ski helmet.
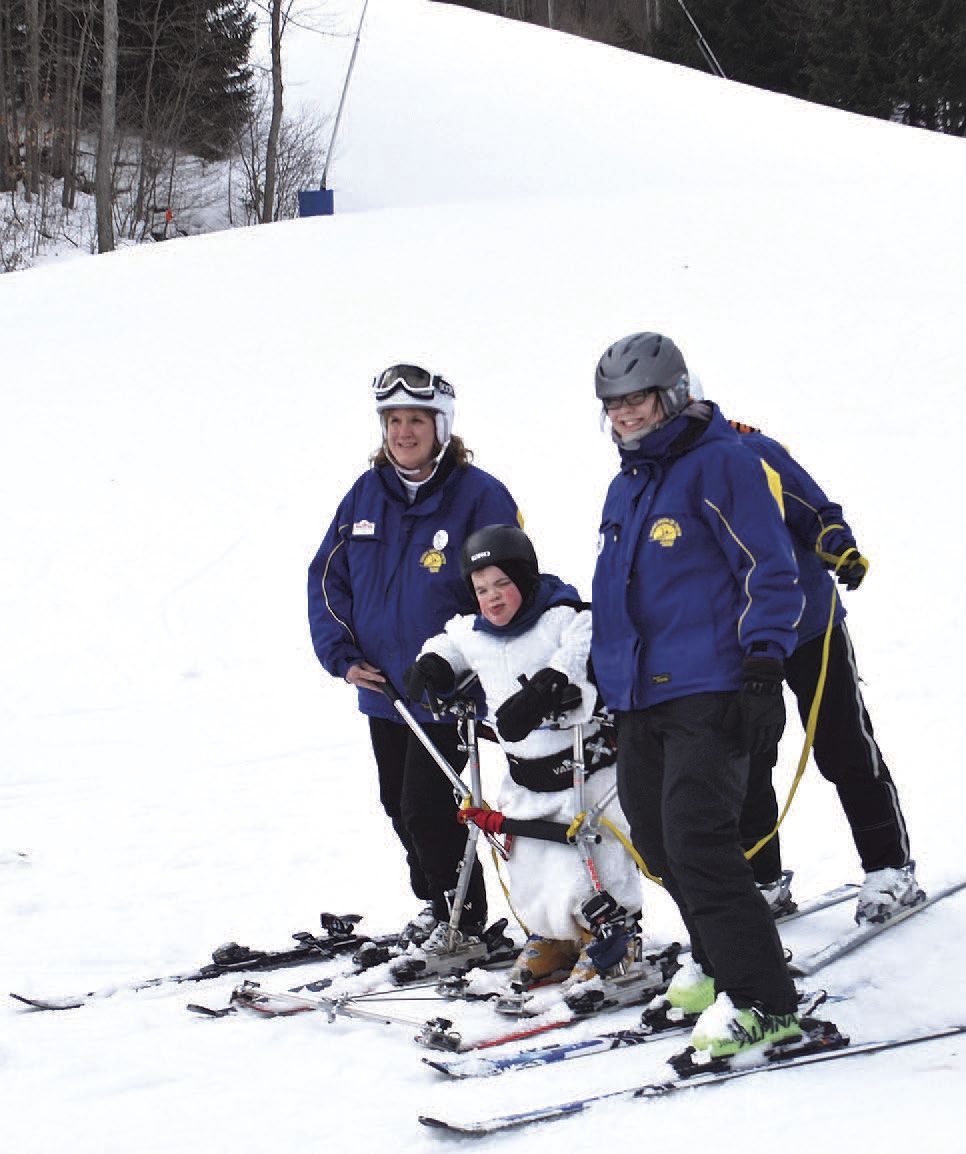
[372,363,456,449]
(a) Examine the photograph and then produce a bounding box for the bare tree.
[261,0,292,222]
[233,77,327,224]
[96,0,118,251]
[24,0,42,199]
[63,1,96,208]
[0,2,13,191]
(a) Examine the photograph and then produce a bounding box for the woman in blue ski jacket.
[590,331,809,1064]
[725,418,921,925]
[307,364,522,950]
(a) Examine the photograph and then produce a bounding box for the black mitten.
[495,668,572,742]
[402,654,456,704]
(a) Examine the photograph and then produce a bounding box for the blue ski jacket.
[591,404,803,712]
[308,450,521,723]
[734,426,854,647]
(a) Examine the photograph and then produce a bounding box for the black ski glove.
[737,656,786,756]
[817,540,869,591]
[495,667,576,743]
[403,654,456,705]
[832,548,869,591]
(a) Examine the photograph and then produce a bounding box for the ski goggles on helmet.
[372,364,454,403]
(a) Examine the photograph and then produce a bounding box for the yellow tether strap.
[742,583,838,860]
[491,843,530,936]
[567,810,664,887]
[600,817,663,885]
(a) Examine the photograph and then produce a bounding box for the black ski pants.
[369,717,487,930]
[740,624,912,884]
[616,692,798,1015]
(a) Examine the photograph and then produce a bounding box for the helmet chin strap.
[386,438,450,478]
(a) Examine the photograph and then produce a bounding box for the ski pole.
[379,680,508,860]
[380,681,472,801]
[441,697,484,948]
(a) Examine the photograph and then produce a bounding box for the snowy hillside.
[1,0,964,1150]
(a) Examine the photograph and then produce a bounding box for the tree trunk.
[7,2,23,195]
[96,0,118,252]
[261,0,284,223]
[0,1,11,191]
[25,0,42,199]
[133,0,164,236]
[64,6,94,209]
[51,0,68,179]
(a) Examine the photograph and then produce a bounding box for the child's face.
[472,565,523,627]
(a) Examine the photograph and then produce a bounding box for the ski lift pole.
[672,0,727,79]
[320,0,369,191]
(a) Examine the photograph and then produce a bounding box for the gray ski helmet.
[595,332,691,420]
[460,524,539,602]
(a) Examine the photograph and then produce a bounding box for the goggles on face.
[373,364,454,402]
[602,388,655,412]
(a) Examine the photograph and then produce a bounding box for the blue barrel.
[298,189,335,217]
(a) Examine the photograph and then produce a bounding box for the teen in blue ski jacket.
[729,421,921,924]
[590,332,806,1062]
[591,408,802,712]
[308,364,522,948]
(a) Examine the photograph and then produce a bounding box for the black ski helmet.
[460,524,539,603]
[595,332,691,421]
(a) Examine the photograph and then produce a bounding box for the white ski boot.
[757,870,798,919]
[398,903,438,948]
[855,862,926,924]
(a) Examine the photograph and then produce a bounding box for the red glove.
[458,806,505,834]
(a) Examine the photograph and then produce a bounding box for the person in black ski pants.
[724,416,924,925]
[307,364,523,951]
[590,332,807,1062]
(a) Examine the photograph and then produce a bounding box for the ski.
[10,914,398,1011]
[788,877,966,977]
[415,881,860,1052]
[772,880,859,924]
[190,922,520,1022]
[419,1024,966,1133]
[424,1018,696,1076]
[422,988,838,1075]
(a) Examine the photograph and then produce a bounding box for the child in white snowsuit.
[403,524,642,986]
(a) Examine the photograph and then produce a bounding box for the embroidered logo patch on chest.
[352,519,376,536]
[649,518,682,547]
[420,549,446,573]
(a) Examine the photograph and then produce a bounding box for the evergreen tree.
[893,0,966,133]
[804,0,898,120]
[114,0,254,159]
